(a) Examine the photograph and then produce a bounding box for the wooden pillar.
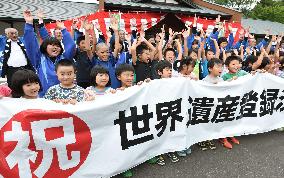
[99,0,105,11]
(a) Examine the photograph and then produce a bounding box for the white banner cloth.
[1,73,284,178]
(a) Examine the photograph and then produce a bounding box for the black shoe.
[198,141,209,151]
[156,155,166,166]
[207,140,216,150]
[167,152,179,163]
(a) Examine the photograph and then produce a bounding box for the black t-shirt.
[134,60,158,82]
[74,49,92,82]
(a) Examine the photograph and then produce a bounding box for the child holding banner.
[155,60,182,162]
[116,63,136,90]
[200,58,224,150]
[44,59,85,105]
[203,58,224,84]
[276,56,284,131]
[84,65,115,99]
[115,64,155,176]
[155,60,173,79]
[10,69,41,99]
[173,56,197,80]
[115,63,136,177]
[222,55,248,82]
[221,55,246,148]
[92,17,124,89]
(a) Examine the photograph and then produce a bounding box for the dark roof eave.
[0,17,56,23]
[105,3,232,18]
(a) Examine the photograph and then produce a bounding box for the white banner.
[1,73,284,178]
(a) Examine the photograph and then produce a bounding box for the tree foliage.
[248,0,284,24]
[208,0,284,24]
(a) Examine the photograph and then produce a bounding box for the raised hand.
[37,9,44,20]
[125,33,131,42]
[245,27,250,37]
[246,46,251,54]
[139,35,146,43]
[233,49,239,56]
[182,29,189,39]
[248,33,254,39]
[161,24,165,34]
[36,9,44,24]
[193,14,197,25]
[194,35,201,41]
[200,29,205,38]
[277,33,283,43]
[260,46,266,53]
[130,18,137,27]
[240,45,244,52]
[169,28,174,37]
[265,29,271,37]
[271,35,277,42]
[106,29,112,39]
[83,21,93,31]
[210,37,217,43]
[140,28,145,39]
[239,28,244,35]
[140,24,146,33]
[110,17,119,32]
[94,22,101,31]
[71,18,80,30]
[23,9,33,24]
[228,23,233,32]
[56,20,66,30]
[216,15,221,24]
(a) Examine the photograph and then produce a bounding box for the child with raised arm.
[44,60,85,105]
[131,28,158,83]
[23,10,76,97]
[92,17,128,89]
[73,21,94,89]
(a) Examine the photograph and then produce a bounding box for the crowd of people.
[0,9,284,177]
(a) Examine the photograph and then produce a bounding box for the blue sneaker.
[176,150,187,157]
[186,147,192,155]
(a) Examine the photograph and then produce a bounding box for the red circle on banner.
[0,109,92,178]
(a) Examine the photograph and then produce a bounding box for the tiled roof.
[105,0,228,16]
[0,0,99,20]
[242,18,284,35]
[202,0,241,13]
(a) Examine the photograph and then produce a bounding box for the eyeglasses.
[9,32,18,35]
